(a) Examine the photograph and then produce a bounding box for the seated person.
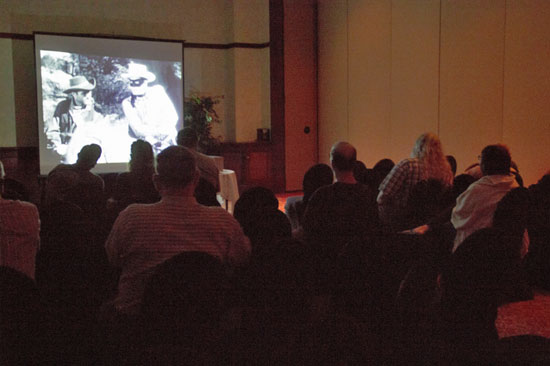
[452,144,519,252]
[113,139,159,208]
[45,144,105,218]
[105,146,250,316]
[285,163,333,233]
[303,142,379,259]
[377,133,453,231]
[0,187,40,279]
[176,127,221,190]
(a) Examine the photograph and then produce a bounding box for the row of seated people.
[1,133,550,364]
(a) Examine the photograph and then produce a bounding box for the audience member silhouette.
[378,133,453,231]
[0,266,46,364]
[233,186,279,237]
[45,143,105,219]
[525,173,550,289]
[140,252,227,349]
[0,189,40,279]
[113,139,159,209]
[303,142,380,293]
[303,142,379,256]
[176,127,220,189]
[285,163,333,234]
[105,145,250,317]
[452,144,519,252]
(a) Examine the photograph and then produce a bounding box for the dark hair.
[303,163,334,203]
[156,146,196,188]
[481,144,511,175]
[76,143,102,168]
[244,209,292,253]
[129,139,155,175]
[176,127,198,149]
[447,155,457,176]
[372,158,395,176]
[233,186,279,231]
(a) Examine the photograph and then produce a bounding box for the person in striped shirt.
[105,146,250,315]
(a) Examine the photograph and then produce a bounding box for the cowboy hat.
[123,63,156,83]
[64,76,96,93]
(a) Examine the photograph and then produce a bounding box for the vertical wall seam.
[389,0,393,148]
[501,0,507,142]
[346,0,350,138]
[437,0,442,136]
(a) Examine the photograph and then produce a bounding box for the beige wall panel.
[2,0,241,43]
[391,0,440,161]
[439,0,506,173]
[232,0,270,43]
[284,0,318,191]
[184,48,233,142]
[347,0,392,167]
[234,48,270,142]
[318,0,349,164]
[503,0,550,185]
[0,39,17,147]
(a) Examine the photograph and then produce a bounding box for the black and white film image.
[40,50,183,164]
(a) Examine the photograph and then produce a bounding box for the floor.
[275,192,301,212]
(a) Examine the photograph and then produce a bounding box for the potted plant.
[184,95,222,154]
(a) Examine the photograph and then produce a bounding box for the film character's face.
[129,78,148,96]
[71,90,92,107]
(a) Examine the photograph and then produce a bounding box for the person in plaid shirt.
[377,133,453,230]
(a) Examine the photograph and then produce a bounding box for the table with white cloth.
[218,169,239,214]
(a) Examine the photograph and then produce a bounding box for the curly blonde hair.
[411,132,453,185]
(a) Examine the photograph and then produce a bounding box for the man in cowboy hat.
[45,75,102,159]
[121,62,179,154]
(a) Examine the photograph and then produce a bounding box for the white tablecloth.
[218,169,239,214]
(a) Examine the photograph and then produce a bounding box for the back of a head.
[447,155,457,176]
[412,132,452,183]
[141,252,227,341]
[481,144,512,176]
[330,141,356,172]
[156,146,197,189]
[246,209,292,253]
[372,158,395,177]
[303,163,334,202]
[76,144,102,169]
[233,186,279,229]
[176,127,198,149]
[129,139,154,174]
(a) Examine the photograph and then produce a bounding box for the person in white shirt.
[451,144,519,253]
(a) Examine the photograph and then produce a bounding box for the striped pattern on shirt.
[0,199,40,279]
[105,195,251,315]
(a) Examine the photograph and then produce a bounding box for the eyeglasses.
[129,79,146,87]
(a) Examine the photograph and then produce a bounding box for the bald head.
[330,141,357,172]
